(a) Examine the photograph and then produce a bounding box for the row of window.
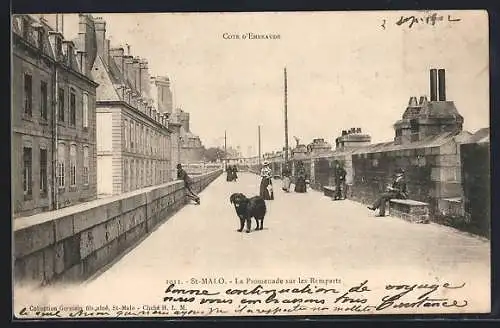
[23,73,89,128]
[22,146,47,198]
[22,144,90,198]
[56,143,90,189]
[123,119,169,158]
[123,158,170,192]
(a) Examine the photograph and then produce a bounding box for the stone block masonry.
[389,199,430,223]
[13,169,223,287]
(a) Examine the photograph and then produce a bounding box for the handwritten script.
[381,12,461,30]
[16,279,469,318]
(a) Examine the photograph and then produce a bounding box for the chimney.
[430,68,438,101]
[419,96,428,105]
[140,59,151,99]
[408,96,418,106]
[438,69,446,101]
[94,17,106,60]
[104,39,110,66]
[133,57,141,94]
[110,47,125,74]
[76,14,97,77]
[123,55,135,86]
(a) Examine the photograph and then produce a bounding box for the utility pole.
[284,67,289,164]
[224,130,227,170]
[258,125,261,166]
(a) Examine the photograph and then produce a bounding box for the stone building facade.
[174,108,205,164]
[12,14,99,217]
[459,128,490,237]
[91,17,175,196]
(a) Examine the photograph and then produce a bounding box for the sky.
[41,10,489,156]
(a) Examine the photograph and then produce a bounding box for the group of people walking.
[258,160,408,218]
[178,159,408,218]
[226,165,238,182]
[259,160,308,200]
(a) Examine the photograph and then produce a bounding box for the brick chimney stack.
[104,39,110,66]
[140,59,151,99]
[430,68,438,101]
[438,69,446,101]
[123,55,135,87]
[152,76,173,115]
[109,47,125,74]
[94,17,107,65]
[76,14,97,77]
[419,96,428,105]
[132,57,141,93]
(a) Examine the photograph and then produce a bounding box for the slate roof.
[351,131,470,155]
[12,14,97,80]
[469,127,490,143]
[93,56,121,101]
[402,100,464,121]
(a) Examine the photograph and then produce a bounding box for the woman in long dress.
[232,165,238,181]
[294,161,307,193]
[282,163,292,192]
[226,165,233,181]
[259,161,274,200]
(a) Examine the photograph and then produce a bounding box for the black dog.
[229,193,267,233]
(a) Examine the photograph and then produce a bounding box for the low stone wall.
[389,199,430,223]
[13,169,223,287]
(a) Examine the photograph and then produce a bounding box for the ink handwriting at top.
[389,13,461,29]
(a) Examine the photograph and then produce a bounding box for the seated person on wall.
[177,164,201,205]
[367,168,408,217]
[333,162,347,200]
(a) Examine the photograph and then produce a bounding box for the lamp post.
[284,67,289,164]
[258,125,261,166]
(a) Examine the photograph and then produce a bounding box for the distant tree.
[203,147,227,162]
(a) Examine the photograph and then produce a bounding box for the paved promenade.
[14,172,490,315]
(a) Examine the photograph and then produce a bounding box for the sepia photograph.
[11,10,490,318]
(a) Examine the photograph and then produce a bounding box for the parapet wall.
[13,169,223,287]
[244,132,490,237]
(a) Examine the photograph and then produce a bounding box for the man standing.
[368,168,408,217]
[177,164,201,205]
[294,161,307,193]
[333,162,347,200]
[232,165,238,182]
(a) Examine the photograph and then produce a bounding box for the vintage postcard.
[12,10,490,319]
